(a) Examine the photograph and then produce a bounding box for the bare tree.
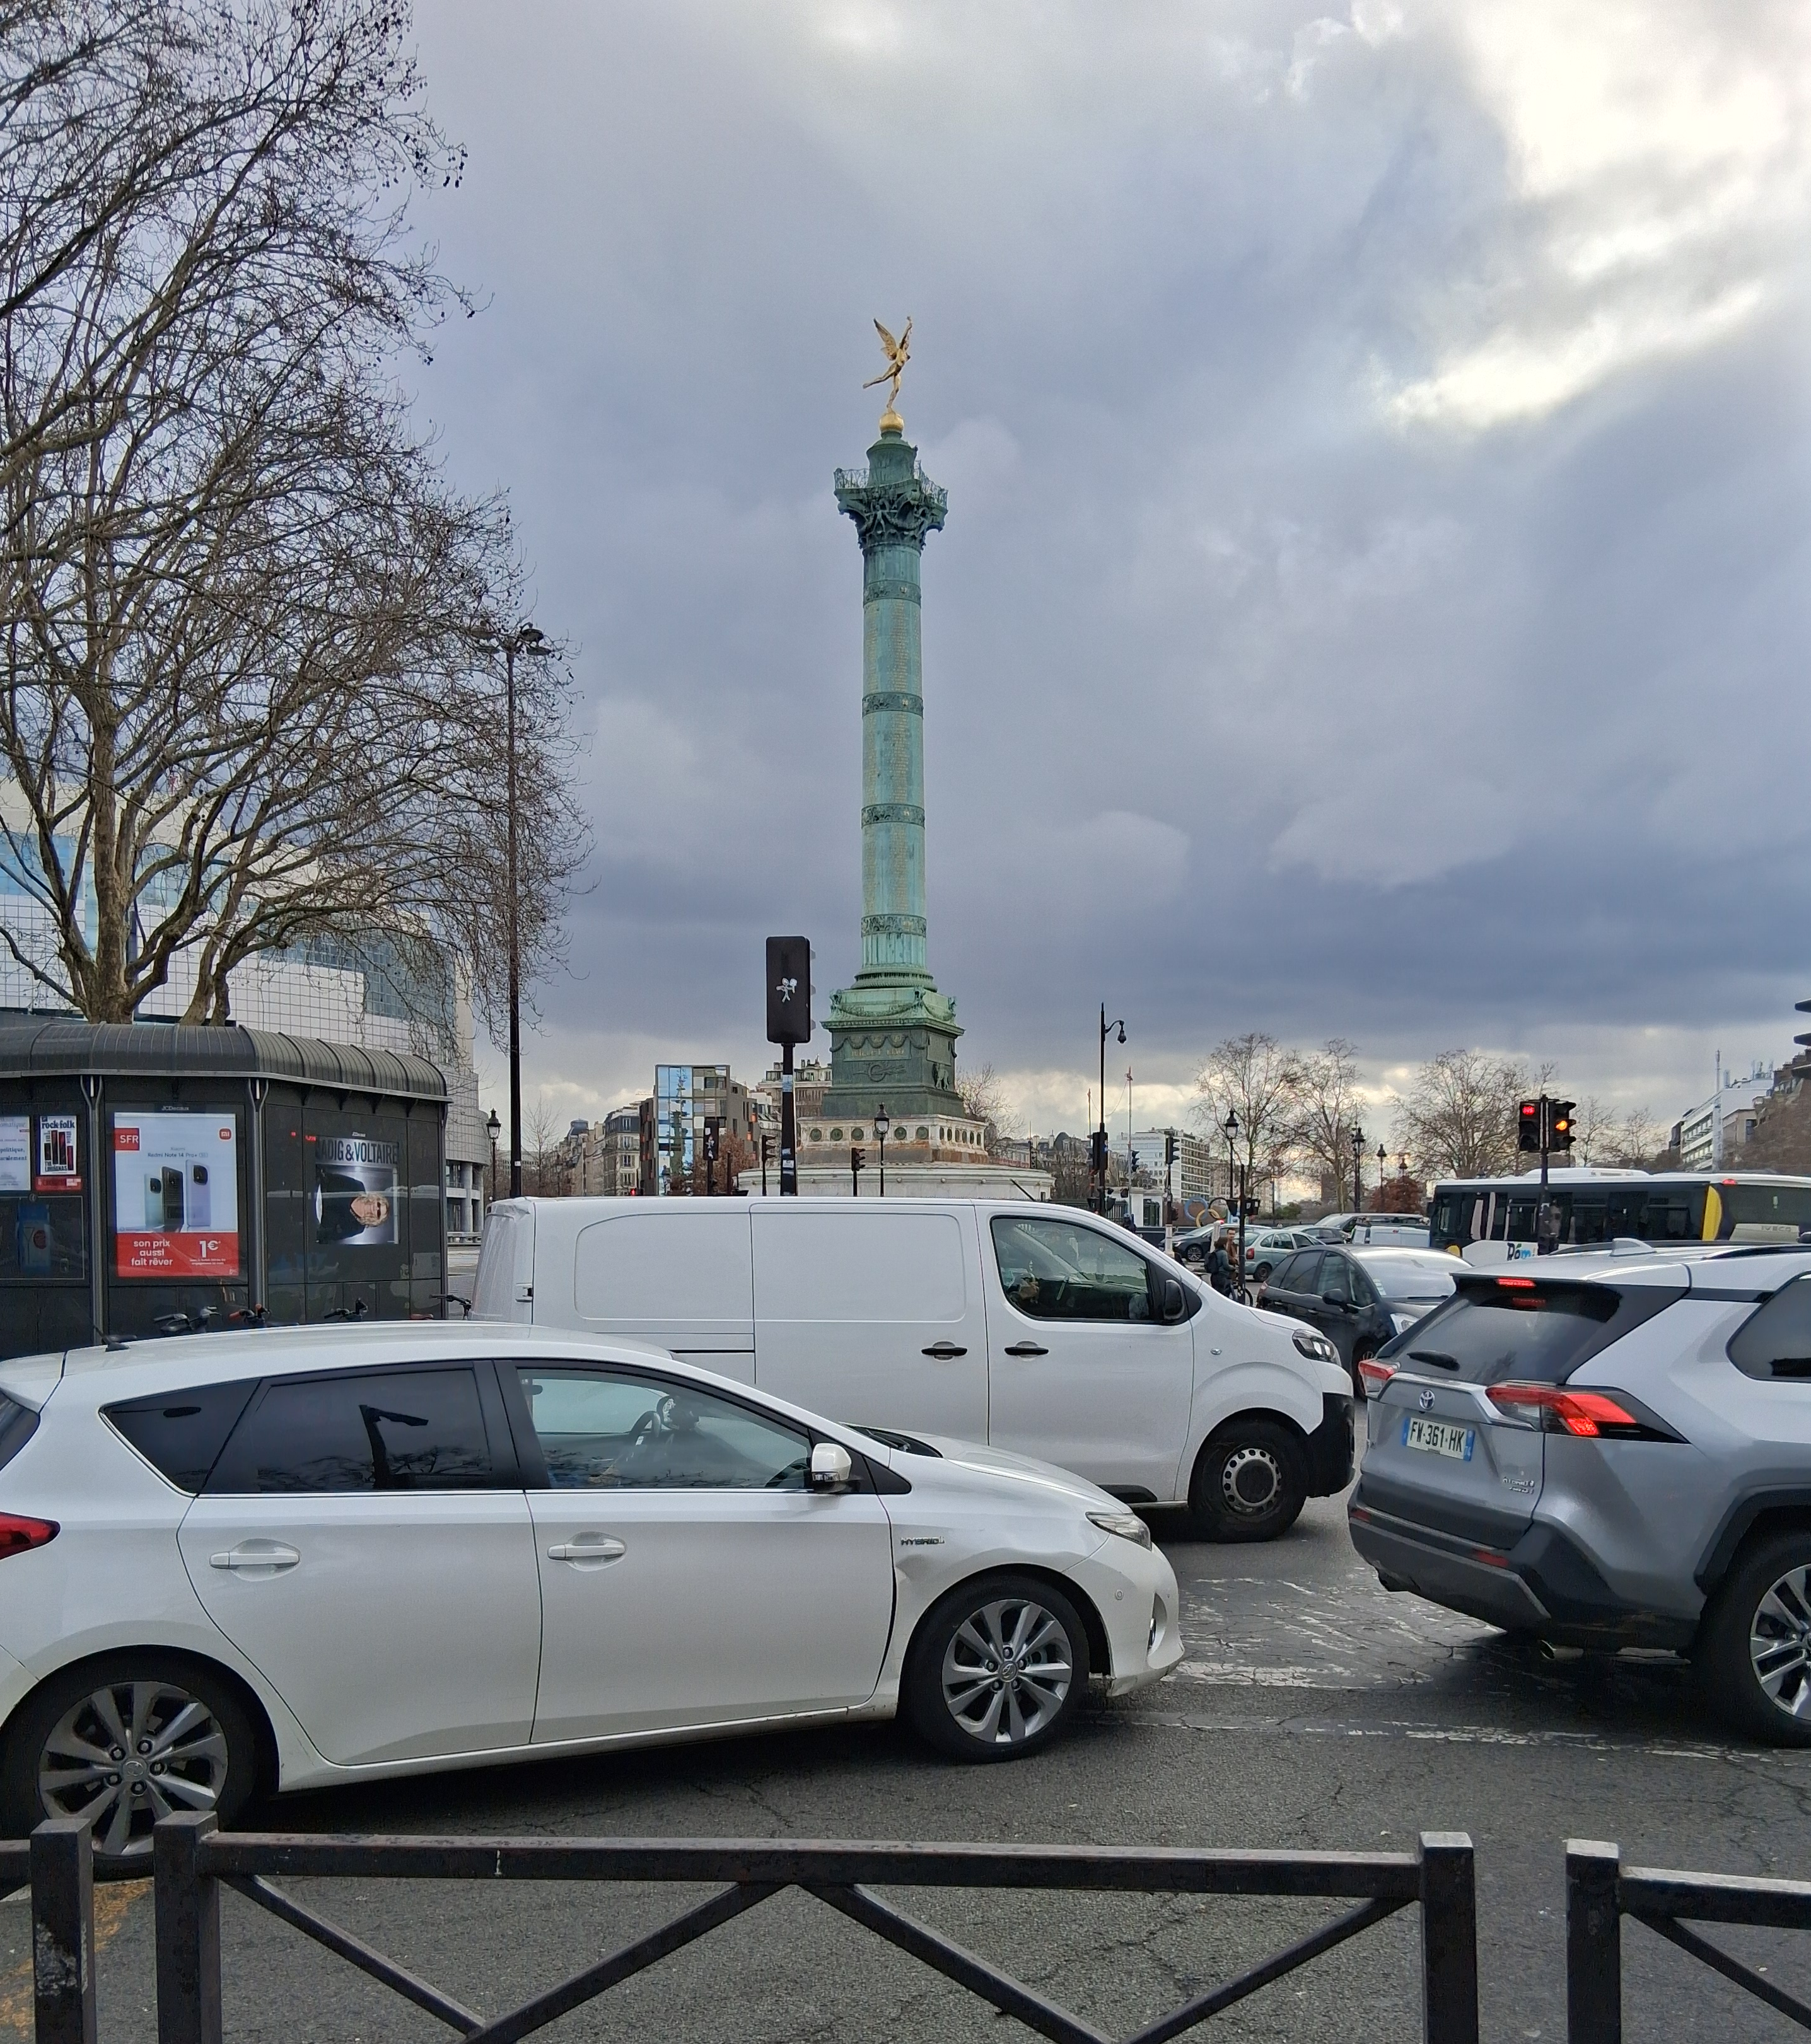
[1287,1038,1363,1204]
[1192,1033,1295,1211]
[1577,1096,1662,1168]
[0,2,586,1026]
[520,1095,566,1197]
[956,1062,1010,1132]
[1394,1049,1550,1179]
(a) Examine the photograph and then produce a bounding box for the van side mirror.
[1160,1276,1187,1323]
[809,1441,854,1491]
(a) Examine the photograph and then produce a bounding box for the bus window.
[1568,1197,1608,1245]
[1719,1182,1811,1243]
[1505,1196,1538,1241]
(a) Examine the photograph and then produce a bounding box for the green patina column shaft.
[821,421,966,1130]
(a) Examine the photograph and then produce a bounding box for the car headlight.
[1292,1329,1338,1363]
[1087,1509,1152,1549]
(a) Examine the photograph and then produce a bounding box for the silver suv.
[1348,1245,1811,1745]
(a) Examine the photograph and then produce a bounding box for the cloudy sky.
[404,0,1811,1141]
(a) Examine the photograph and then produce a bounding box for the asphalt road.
[8,1418,1811,2041]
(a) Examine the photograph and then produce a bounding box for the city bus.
[1427,1169,1811,1252]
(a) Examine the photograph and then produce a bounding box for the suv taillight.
[1358,1358,1397,1398]
[0,1513,57,1560]
[1486,1385,1677,1441]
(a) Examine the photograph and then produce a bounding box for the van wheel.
[0,1656,257,1867]
[1191,1422,1307,1542]
[1697,1534,1811,1746]
[903,1574,1088,1761]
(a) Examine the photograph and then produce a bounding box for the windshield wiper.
[1407,1350,1459,1369]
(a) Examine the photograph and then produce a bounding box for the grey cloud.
[403,1,1811,1124]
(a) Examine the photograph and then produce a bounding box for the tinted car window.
[1282,1251,1322,1296]
[0,1392,38,1475]
[1729,1277,1811,1380]
[104,1379,257,1492]
[211,1368,495,1492]
[1389,1279,1672,1386]
[991,1216,1153,1322]
[516,1368,809,1489]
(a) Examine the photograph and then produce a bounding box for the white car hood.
[888,1432,1127,1513]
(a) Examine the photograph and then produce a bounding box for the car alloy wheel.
[1,1657,257,1864]
[38,1678,230,1857]
[904,1573,1089,1761]
[1697,1534,1811,1748]
[941,1596,1073,1746]
[1749,1565,1811,1719]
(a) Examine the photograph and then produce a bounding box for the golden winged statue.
[863,316,912,427]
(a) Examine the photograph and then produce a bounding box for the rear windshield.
[1380,1277,1672,1385]
[0,1391,38,1475]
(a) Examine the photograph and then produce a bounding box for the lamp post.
[1223,1108,1245,1292]
[486,1107,501,1214]
[1097,1005,1126,1214]
[874,1103,890,1196]
[1351,1121,1365,1214]
[491,623,554,1200]
[1376,1143,1387,1211]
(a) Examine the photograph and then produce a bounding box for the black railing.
[149,1815,1476,2044]
[1567,1837,1811,2040]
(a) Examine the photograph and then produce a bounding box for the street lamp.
[1098,1005,1126,1214]
[486,1108,501,1212]
[1223,1108,1245,1291]
[874,1103,890,1196]
[1376,1143,1387,1210]
[1351,1121,1366,1213]
[489,622,554,1200]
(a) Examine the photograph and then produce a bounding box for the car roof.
[1348,1246,1457,1266]
[8,1321,692,1407]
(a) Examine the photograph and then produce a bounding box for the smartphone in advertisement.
[187,1162,210,1228]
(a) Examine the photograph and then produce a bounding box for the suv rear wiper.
[1407,1350,1459,1369]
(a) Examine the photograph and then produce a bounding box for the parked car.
[1348,1245,1811,1745]
[1343,1216,1431,1248]
[475,1198,1354,1542]
[1240,1228,1320,1286]
[1259,1246,1459,1391]
[0,1323,1186,1862]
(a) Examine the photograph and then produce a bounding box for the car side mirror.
[1322,1291,1352,1312]
[809,1441,854,1491]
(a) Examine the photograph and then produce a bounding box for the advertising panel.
[0,1114,26,1193]
[313,1135,398,1246]
[35,1113,80,1192]
[112,1112,240,1278]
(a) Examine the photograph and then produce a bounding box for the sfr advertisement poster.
[112,1112,240,1278]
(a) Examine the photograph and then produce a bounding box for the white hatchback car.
[0,1325,1182,1862]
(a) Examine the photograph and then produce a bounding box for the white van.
[472,1199,1354,1541]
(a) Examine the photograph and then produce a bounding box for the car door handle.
[1003,1341,1049,1357]
[208,1542,300,1574]
[547,1536,627,1566]
[921,1342,968,1359]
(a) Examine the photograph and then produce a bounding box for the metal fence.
[1567,1837,1811,2041]
[6,1813,1481,2044]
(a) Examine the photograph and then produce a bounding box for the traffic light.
[1547,1100,1576,1153]
[702,1119,721,1163]
[765,936,812,1045]
[850,1144,865,1194]
[1517,1100,1541,1153]
[1165,1130,1177,1170]
[1090,1128,1107,1175]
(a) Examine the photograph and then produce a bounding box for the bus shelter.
[0,1019,448,1360]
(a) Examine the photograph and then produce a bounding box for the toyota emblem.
[1418,1390,1435,1412]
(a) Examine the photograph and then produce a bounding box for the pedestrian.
[1206,1234,1232,1295]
